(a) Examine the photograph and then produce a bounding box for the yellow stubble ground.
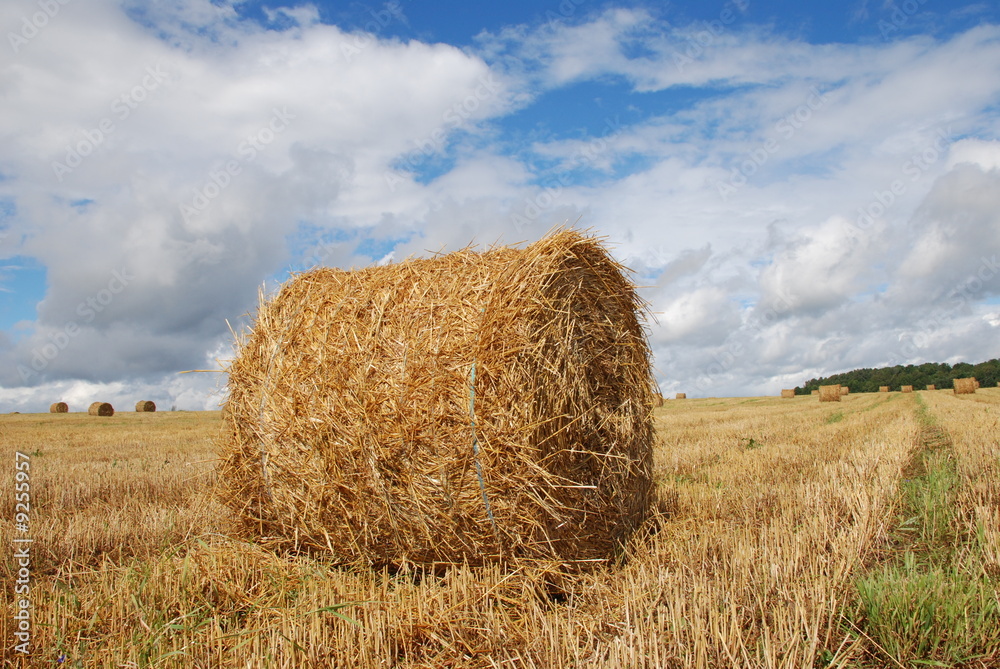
[0,390,996,668]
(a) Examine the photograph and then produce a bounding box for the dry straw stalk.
[819,385,841,402]
[218,230,656,570]
[88,402,114,417]
[953,378,977,395]
[135,400,157,412]
[780,389,795,398]
[49,402,68,413]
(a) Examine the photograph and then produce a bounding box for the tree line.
[795,358,1000,395]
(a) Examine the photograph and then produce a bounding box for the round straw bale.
[135,400,156,412]
[218,230,656,570]
[88,402,114,416]
[819,385,841,402]
[780,389,795,398]
[49,402,68,413]
[953,377,977,395]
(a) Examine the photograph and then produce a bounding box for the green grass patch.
[844,398,1000,666]
[855,552,1000,666]
[825,411,844,424]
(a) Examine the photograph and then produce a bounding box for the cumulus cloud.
[2,1,1000,408]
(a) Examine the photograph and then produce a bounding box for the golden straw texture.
[819,385,841,402]
[953,378,977,395]
[88,402,114,416]
[218,230,656,570]
[780,389,794,398]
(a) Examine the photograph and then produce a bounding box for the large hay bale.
[819,385,841,402]
[840,386,849,395]
[49,402,68,413]
[675,393,686,400]
[954,377,977,395]
[901,385,913,393]
[88,402,114,416]
[780,389,795,398]
[218,230,656,570]
[879,386,889,392]
[135,400,156,412]
[926,384,935,391]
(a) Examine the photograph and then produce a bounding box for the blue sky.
[1,0,999,410]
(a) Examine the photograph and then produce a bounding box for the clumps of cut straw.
[88,402,114,416]
[217,229,656,571]
[819,385,841,402]
[953,378,977,395]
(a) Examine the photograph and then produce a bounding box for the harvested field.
[2,389,998,667]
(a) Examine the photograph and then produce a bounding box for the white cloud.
[2,2,1000,406]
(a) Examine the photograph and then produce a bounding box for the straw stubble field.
[1,390,998,668]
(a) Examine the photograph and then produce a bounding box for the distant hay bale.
[654,393,664,407]
[953,378,977,395]
[840,386,849,395]
[88,402,114,416]
[218,230,656,570]
[819,385,841,402]
[879,386,889,392]
[675,393,686,400]
[49,402,68,413]
[974,379,980,389]
[135,400,156,412]
[901,385,913,393]
[811,390,819,396]
[780,389,795,398]
[926,384,935,391]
